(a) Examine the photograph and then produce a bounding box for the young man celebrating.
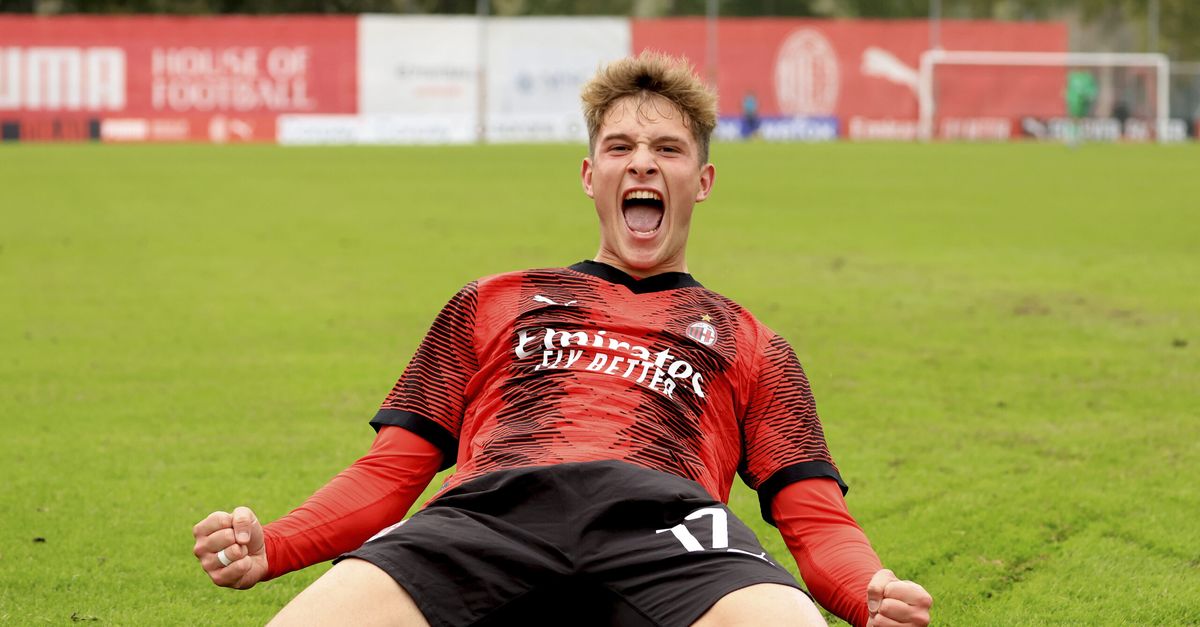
[192,53,933,627]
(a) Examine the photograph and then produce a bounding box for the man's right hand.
[192,506,268,589]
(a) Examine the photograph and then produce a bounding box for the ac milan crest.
[686,321,718,347]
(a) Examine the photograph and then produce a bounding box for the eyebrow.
[599,133,690,147]
[599,132,634,144]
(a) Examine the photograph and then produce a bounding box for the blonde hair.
[581,51,718,164]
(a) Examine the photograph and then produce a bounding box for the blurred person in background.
[192,52,932,627]
[1065,68,1098,146]
[742,90,760,140]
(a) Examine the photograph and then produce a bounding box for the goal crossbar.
[918,50,1171,142]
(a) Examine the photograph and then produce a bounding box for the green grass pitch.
[1,141,1197,624]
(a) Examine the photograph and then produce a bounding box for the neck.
[591,252,688,279]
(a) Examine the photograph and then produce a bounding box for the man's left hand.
[865,568,932,627]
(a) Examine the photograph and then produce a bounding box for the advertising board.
[0,15,356,142]
[484,17,629,142]
[633,18,1068,140]
[358,15,479,120]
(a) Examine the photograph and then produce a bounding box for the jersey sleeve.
[262,426,442,580]
[772,478,882,627]
[739,330,847,524]
[372,281,479,469]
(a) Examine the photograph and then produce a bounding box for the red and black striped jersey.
[374,260,845,520]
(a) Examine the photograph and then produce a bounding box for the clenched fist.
[192,506,268,589]
[865,568,933,627]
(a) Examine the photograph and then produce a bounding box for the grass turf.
[1,141,1197,624]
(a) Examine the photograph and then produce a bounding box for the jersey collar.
[568,260,703,294]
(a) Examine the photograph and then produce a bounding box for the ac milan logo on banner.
[774,28,840,116]
[686,321,717,347]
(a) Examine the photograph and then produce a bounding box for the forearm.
[262,426,442,580]
[771,479,882,627]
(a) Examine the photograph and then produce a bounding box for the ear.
[581,157,595,199]
[694,163,716,203]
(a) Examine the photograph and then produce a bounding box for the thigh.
[692,583,826,627]
[268,558,429,627]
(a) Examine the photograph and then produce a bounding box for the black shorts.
[340,461,806,627]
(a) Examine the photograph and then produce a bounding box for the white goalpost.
[918,50,1171,142]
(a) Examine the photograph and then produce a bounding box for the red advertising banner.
[0,15,356,142]
[633,19,1067,139]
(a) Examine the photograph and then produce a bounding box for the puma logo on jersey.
[533,294,577,307]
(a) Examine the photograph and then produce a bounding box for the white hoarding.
[485,17,630,142]
[278,114,477,145]
[359,15,481,127]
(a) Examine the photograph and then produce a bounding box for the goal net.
[918,50,1177,142]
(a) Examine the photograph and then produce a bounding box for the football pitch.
[1,141,1197,625]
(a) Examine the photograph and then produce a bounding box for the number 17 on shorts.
[656,506,775,566]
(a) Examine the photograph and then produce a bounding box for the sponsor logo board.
[149,46,319,113]
[1020,116,1189,142]
[938,117,1012,141]
[0,115,100,141]
[484,17,629,141]
[358,16,480,120]
[0,47,125,111]
[633,18,1068,125]
[278,114,476,145]
[359,16,629,142]
[0,16,356,124]
[715,115,838,142]
[99,114,275,142]
[846,116,919,141]
[485,113,587,143]
[774,28,840,116]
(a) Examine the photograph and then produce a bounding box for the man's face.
[581,95,715,278]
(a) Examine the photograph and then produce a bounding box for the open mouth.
[622,189,664,235]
